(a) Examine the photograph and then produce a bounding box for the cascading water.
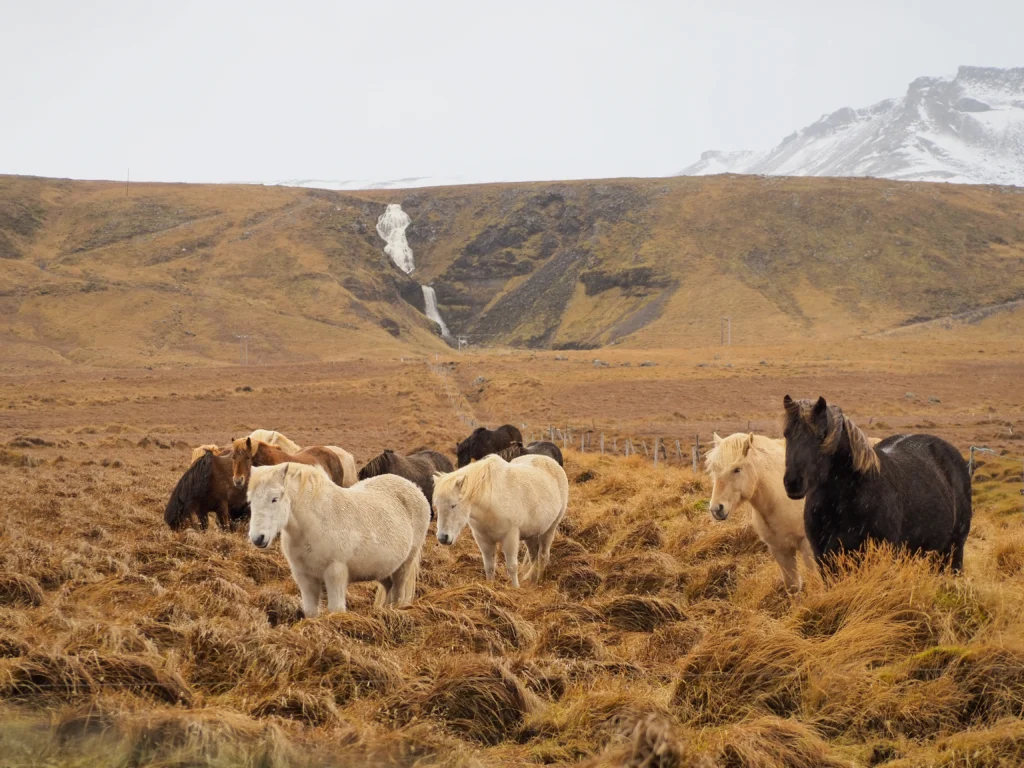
[376,203,452,341]
[421,285,451,339]
[376,203,415,274]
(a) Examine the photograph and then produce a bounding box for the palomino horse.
[358,448,454,505]
[247,430,302,454]
[190,444,230,465]
[706,432,816,593]
[247,463,430,615]
[231,437,355,488]
[165,449,249,530]
[783,395,972,574]
[433,453,568,587]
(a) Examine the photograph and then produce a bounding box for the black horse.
[358,448,454,507]
[497,440,564,467]
[456,425,523,468]
[782,395,972,574]
[164,450,250,531]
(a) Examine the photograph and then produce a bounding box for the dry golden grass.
[0,354,1022,766]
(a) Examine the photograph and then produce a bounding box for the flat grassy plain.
[1,340,1023,767]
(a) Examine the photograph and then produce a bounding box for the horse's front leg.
[772,548,802,594]
[196,506,210,530]
[323,562,349,613]
[215,501,230,531]
[501,530,521,588]
[293,570,323,618]
[471,527,498,582]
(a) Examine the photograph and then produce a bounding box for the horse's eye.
[271,498,278,504]
[733,467,741,474]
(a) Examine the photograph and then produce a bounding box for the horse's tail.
[164,451,212,529]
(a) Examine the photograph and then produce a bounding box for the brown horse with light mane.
[231,437,352,488]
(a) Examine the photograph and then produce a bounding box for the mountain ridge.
[680,66,1024,186]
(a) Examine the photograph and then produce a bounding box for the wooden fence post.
[641,440,649,457]
[675,440,682,460]
[654,437,659,466]
[600,434,605,455]
[692,445,697,474]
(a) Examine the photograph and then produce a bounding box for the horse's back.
[509,454,569,515]
[323,445,357,487]
[249,430,302,454]
[299,446,346,485]
[526,441,563,466]
[411,450,454,473]
[877,433,971,546]
[350,474,431,540]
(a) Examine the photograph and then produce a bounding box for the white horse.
[247,429,302,455]
[706,432,816,593]
[247,462,429,615]
[432,454,568,587]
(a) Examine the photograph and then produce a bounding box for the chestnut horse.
[165,449,249,530]
[231,437,348,488]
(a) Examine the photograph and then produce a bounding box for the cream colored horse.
[433,454,568,587]
[247,430,302,454]
[706,432,816,593]
[247,463,429,615]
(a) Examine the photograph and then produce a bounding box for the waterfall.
[376,203,452,342]
[422,285,451,339]
[375,203,415,274]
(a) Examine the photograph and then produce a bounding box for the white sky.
[2,0,1021,184]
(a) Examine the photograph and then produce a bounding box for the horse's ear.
[281,463,289,480]
[455,475,466,492]
[743,433,754,456]
[783,394,799,415]
[811,396,829,432]
[713,432,723,445]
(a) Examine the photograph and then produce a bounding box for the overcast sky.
[2,0,1021,185]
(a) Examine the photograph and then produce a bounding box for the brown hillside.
[2,174,1023,365]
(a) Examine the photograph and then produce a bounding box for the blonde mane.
[433,453,501,503]
[248,430,302,454]
[705,432,782,484]
[250,461,331,499]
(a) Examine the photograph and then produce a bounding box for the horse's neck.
[747,438,787,512]
[260,444,289,463]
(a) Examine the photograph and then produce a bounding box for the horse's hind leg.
[523,538,541,582]
[197,508,210,530]
[389,547,422,607]
[533,510,564,584]
[948,540,966,574]
[500,530,521,588]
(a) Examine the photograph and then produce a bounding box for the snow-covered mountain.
[679,66,1024,186]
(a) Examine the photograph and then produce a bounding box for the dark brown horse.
[782,395,972,574]
[165,449,249,530]
[358,448,454,507]
[231,437,346,487]
[456,425,523,468]
[497,441,564,467]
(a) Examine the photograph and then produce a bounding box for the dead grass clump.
[994,533,1024,575]
[601,596,684,632]
[703,716,849,768]
[0,572,45,607]
[0,631,30,659]
[508,658,568,701]
[413,658,536,745]
[557,563,603,598]
[610,520,665,553]
[574,520,612,551]
[184,622,280,692]
[682,560,740,601]
[296,611,392,646]
[639,623,704,664]
[672,621,808,725]
[582,713,712,768]
[538,622,606,660]
[239,548,293,582]
[254,588,304,627]
[252,687,339,727]
[602,552,679,595]
[678,523,765,562]
[890,719,1024,767]
[59,621,150,655]
[0,652,95,701]
[532,687,673,757]
[79,652,193,706]
[309,646,403,705]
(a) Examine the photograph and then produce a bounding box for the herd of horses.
[163,396,973,615]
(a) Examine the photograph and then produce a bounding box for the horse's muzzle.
[437,532,452,545]
[783,478,807,500]
[251,533,268,549]
[233,477,245,489]
[710,504,729,521]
